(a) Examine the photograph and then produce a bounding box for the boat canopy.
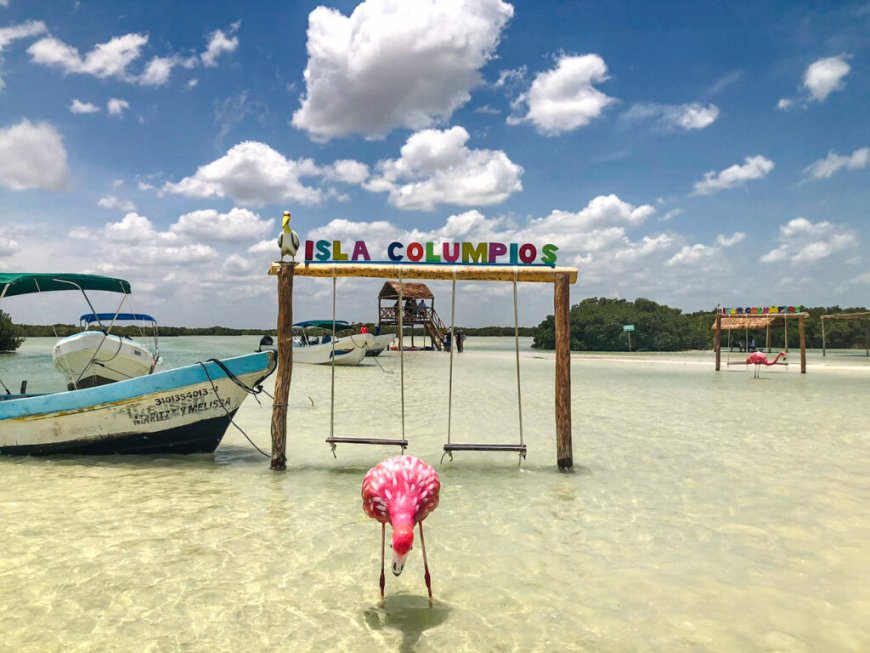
[293,320,352,329]
[0,273,131,298]
[80,313,157,324]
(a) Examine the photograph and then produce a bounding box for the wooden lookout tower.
[377,281,447,350]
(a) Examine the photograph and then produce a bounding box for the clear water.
[1,337,868,652]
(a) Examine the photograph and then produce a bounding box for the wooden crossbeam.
[326,437,408,448]
[443,443,527,453]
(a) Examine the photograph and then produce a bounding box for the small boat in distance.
[292,320,373,366]
[54,313,159,390]
[0,272,277,455]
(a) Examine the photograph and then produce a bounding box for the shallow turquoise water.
[1,337,868,652]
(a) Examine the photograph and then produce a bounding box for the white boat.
[292,320,374,366]
[365,333,395,357]
[0,272,276,455]
[53,313,159,389]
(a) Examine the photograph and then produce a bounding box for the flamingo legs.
[419,521,433,606]
[380,522,386,601]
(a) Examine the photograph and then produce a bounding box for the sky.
[0,0,867,328]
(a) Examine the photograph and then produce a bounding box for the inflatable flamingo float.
[362,455,441,604]
[745,350,787,378]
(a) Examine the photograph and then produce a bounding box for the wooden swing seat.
[326,436,408,448]
[442,443,527,454]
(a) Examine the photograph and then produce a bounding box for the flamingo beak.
[391,557,405,576]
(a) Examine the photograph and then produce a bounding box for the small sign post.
[623,324,635,351]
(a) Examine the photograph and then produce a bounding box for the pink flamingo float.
[362,455,441,604]
[745,350,787,378]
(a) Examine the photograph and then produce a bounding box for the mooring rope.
[198,361,269,458]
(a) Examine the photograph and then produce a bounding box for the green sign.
[623,324,635,332]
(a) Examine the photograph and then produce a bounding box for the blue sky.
[0,0,867,327]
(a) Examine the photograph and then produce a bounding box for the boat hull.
[53,331,156,388]
[0,352,275,456]
[365,334,395,356]
[293,333,373,366]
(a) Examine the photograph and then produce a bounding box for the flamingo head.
[390,523,414,576]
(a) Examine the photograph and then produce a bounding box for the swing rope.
[513,268,524,448]
[442,267,526,463]
[326,267,407,454]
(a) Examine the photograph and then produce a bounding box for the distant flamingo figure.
[745,350,787,378]
[362,455,441,604]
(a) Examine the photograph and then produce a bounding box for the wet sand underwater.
[1,337,868,651]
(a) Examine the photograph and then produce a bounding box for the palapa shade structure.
[377,281,434,300]
[712,309,809,373]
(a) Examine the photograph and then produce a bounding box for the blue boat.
[0,273,276,455]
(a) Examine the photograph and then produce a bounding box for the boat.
[365,333,395,356]
[292,320,374,366]
[0,272,277,455]
[53,313,160,390]
[257,334,277,352]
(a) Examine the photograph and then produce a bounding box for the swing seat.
[442,443,527,455]
[326,437,408,449]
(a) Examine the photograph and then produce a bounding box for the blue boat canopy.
[80,313,157,325]
[293,320,351,329]
[0,273,131,297]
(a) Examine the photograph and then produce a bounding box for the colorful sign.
[719,306,804,315]
[303,240,559,266]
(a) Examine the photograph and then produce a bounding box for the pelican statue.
[278,210,300,261]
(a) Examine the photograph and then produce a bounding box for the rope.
[330,269,337,441]
[446,269,456,446]
[398,268,406,442]
[513,268,524,449]
[198,361,269,458]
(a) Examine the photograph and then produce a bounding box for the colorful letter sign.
[303,239,558,266]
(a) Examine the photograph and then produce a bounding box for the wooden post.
[270,263,294,470]
[799,315,806,374]
[714,312,721,371]
[554,273,573,471]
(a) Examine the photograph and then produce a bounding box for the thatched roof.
[712,316,776,331]
[378,281,434,300]
[821,312,870,321]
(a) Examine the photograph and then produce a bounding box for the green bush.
[0,309,23,352]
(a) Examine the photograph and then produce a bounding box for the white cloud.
[0,236,20,257]
[98,195,136,211]
[776,98,793,111]
[760,217,856,264]
[107,98,130,116]
[660,208,683,222]
[163,141,323,206]
[507,54,616,135]
[70,99,100,114]
[494,66,526,88]
[529,194,655,235]
[202,25,239,67]
[364,126,523,210]
[28,33,148,80]
[804,55,850,102]
[803,147,869,180]
[0,119,67,191]
[716,232,746,247]
[292,0,514,140]
[0,20,46,50]
[104,212,169,243]
[139,56,178,86]
[692,155,774,195]
[169,207,273,242]
[666,243,719,267]
[324,159,369,184]
[623,102,719,131]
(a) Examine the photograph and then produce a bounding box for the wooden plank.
[326,437,408,447]
[269,262,579,284]
[443,443,527,452]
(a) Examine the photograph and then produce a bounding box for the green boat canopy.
[0,273,132,298]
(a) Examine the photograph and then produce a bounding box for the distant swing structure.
[713,307,809,374]
[441,268,527,463]
[268,261,578,472]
